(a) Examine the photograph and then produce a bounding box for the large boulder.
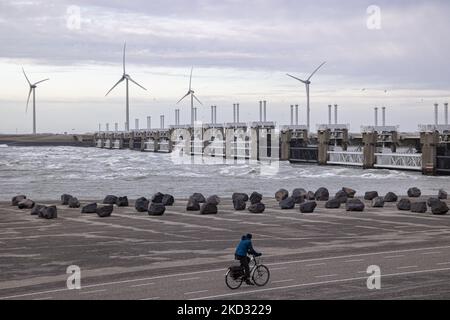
[248,203,265,214]
[364,191,379,201]
[250,192,263,204]
[334,190,348,204]
[438,189,448,200]
[148,203,166,216]
[31,204,45,216]
[411,202,427,213]
[12,195,26,206]
[431,201,449,215]
[407,187,421,198]
[81,203,98,214]
[68,197,80,208]
[306,191,316,201]
[38,206,57,219]
[232,193,249,203]
[191,193,206,203]
[325,198,341,209]
[162,194,175,206]
[135,197,150,212]
[275,189,289,202]
[300,201,317,213]
[346,199,365,212]
[206,195,221,206]
[18,199,35,209]
[397,199,411,211]
[61,194,73,205]
[103,195,118,205]
[96,205,113,217]
[233,199,247,211]
[427,197,441,208]
[116,196,129,207]
[186,197,200,211]
[279,197,295,209]
[200,203,218,215]
[372,197,385,208]
[342,187,356,198]
[151,192,165,203]
[314,187,329,201]
[292,188,307,204]
[384,192,398,202]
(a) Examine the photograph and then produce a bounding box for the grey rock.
[431,201,449,215]
[248,203,265,214]
[306,191,316,201]
[411,202,427,213]
[151,192,165,203]
[18,199,35,209]
[96,205,113,218]
[61,194,73,205]
[438,189,448,200]
[314,187,329,201]
[335,190,348,204]
[364,191,379,201]
[342,187,356,198]
[81,203,98,214]
[407,187,421,198]
[427,197,441,208]
[275,189,289,202]
[12,195,26,206]
[325,198,341,209]
[116,196,129,207]
[232,193,249,203]
[346,199,365,212]
[135,197,149,212]
[397,199,411,211]
[233,199,247,211]
[292,188,307,204]
[161,194,175,206]
[384,192,398,202]
[372,197,385,208]
[206,195,221,206]
[38,206,57,219]
[103,195,118,205]
[191,193,206,203]
[250,192,263,204]
[300,201,317,213]
[148,203,166,216]
[279,197,295,209]
[200,202,218,215]
[31,204,45,216]
[187,197,200,211]
[68,197,80,208]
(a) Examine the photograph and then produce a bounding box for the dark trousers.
[235,255,250,279]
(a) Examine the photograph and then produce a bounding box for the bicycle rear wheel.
[225,269,243,290]
[252,265,270,287]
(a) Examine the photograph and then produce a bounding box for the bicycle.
[225,255,270,290]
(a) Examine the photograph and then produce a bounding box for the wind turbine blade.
[22,67,31,86]
[105,77,125,96]
[286,73,307,84]
[34,78,49,85]
[123,42,126,75]
[177,92,191,104]
[193,94,203,106]
[307,61,327,81]
[26,87,32,113]
[128,77,147,91]
[189,67,193,91]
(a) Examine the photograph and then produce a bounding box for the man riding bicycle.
[235,233,262,285]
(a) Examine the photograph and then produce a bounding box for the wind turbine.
[22,68,49,135]
[177,67,203,125]
[287,61,327,131]
[105,43,147,131]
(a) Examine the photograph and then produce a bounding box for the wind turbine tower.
[22,68,49,135]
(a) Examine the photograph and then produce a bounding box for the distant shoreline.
[0,134,94,147]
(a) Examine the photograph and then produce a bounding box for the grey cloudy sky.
[0,0,449,133]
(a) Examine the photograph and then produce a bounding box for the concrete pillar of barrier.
[391,131,399,153]
[280,130,291,161]
[420,131,439,175]
[342,129,349,151]
[318,129,330,165]
[250,127,259,160]
[225,128,235,159]
[362,131,377,169]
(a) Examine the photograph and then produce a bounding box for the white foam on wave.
[0,144,8,148]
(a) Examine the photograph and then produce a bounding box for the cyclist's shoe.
[245,279,254,285]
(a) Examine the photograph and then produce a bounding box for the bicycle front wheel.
[252,265,270,287]
[225,269,243,290]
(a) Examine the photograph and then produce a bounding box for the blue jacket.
[235,238,258,257]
